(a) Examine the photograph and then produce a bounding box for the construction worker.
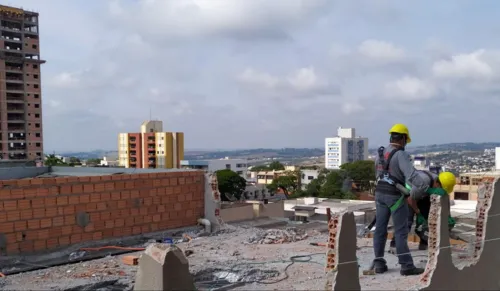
[389,170,457,251]
[372,124,428,276]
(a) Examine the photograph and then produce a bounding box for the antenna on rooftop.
[149,107,152,120]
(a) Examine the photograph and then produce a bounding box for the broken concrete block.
[122,255,139,266]
[134,243,195,291]
[420,179,500,290]
[325,211,360,291]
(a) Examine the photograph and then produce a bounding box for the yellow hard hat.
[438,172,456,194]
[389,123,411,144]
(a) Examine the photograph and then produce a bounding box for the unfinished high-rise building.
[0,5,44,163]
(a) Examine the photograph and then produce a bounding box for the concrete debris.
[133,243,195,291]
[246,227,307,244]
[69,251,87,261]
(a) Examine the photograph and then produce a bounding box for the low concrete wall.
[220,204,254,222]
[254,200,285,218]
[0,167,49,180]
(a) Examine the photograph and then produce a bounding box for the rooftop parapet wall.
[0,171,205,255]
[329,178,500,290]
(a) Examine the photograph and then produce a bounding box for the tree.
[68,157,82,166]
[216,169,247,201]
[44,154,66,166]
[267,170,299,197]
[340,160,375,192]
[250,161,285,172]
[86,158,101,165]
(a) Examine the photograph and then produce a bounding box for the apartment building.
[180,158,248,178]
[325,127,368,169]
[0,5,44,162]
[452,171,499,201]
[118,120,184,169]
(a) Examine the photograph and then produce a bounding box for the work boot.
[400,267,425,276]
[372,259,388,274]
[418,242,428,251]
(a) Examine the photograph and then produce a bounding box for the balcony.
[6,83,24,93]
[7,104,24,113]
[7,124,24,131]
[5,62,22,72]
[8,153,27,160]
[7,113,24,123]
[8,132,25,141]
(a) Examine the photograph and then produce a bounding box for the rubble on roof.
[246,227,308,244]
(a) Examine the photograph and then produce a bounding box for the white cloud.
[384,76,437,101]
[341,102,365,114]
[358,39,406,62]
[432,50,494,80]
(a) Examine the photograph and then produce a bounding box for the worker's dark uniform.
[373,145,428,272]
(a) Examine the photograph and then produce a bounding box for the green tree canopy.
[340,160,375,191]
[216,169,247,201]
[86,158,101,165]
[250,161,285,172]
[44,154,66,166]
[266,170,299,197]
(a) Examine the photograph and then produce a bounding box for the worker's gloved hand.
[427,187,447,196]
[448,216,456,229]
[416,213,426,226]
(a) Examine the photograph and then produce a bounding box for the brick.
[59,236,70,246]
[37,187,50,196]
[48,186,60,195]
[40,218,52,228]
[0,188,11,199]
[6,242,19,253]
[3,200,17,211]
[78,176,91,182]
[44,197,57,206]
[79,194,90,203]
[90,193,100,202]
[68,196,80,205]
[33,240,46,251]
[56,196,68,205]
[115,218,125,227]
[60,185,71,194]
[0,222,14,233]
[37,229,49,239]
[52,216,64,227]
[105,220,115,229]
[122,255,139,266]
[0,212,7,223]
[46,238,58,248]
[20,209,33,220]
[84,223,94,232]
[23,188,38,198]
[117,200,126,209]
[27,219,40,230]
[61,225,72,235]
[111,192,121,200]
[14,221,27,231]
[92,231,103,240]
[101,192,111,201]
[63,205,75,215]
[86,203,97,212]
[45,207,58,217]
[104,182,115,191]
[83,184,94,193]
[71,184,83,193]
[94,183,105,192]
[81,232,93,242]
[115,181,125,190]
[97,202,107,211]
[19,240,34,252]
[90,176,102,182]
[18,199,31,209]
[7,211,20,222]
[64,215,76,225]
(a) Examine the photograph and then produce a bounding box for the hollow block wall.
[0,171,205,255]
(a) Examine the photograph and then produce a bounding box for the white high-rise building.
[325,127,369,169]
[495,147,500,170]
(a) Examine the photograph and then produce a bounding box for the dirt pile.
[246,227,308,244]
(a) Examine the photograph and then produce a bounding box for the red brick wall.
[0,171,205,255]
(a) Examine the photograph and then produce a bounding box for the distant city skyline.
[14,0,500,152]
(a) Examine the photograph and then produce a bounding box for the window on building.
[32,44,37,49]
[36,152,41,156]
[34,94,39,98]
[35,114,39,118]
[33,64,38,69]
[34,74,39,79]
[454,192,469,200]
[35,143,40,147]
[34,104,39,108]
[236,171,243,175]
[34,84,39,89]
[35,133,40,137]
[35,123,40,128]
[308,176,314,180]
[225,164,231,169]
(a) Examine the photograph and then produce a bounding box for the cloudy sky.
[14,0,500,152]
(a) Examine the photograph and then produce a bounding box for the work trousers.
[373,191,415,270]
[391,196,431,246]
